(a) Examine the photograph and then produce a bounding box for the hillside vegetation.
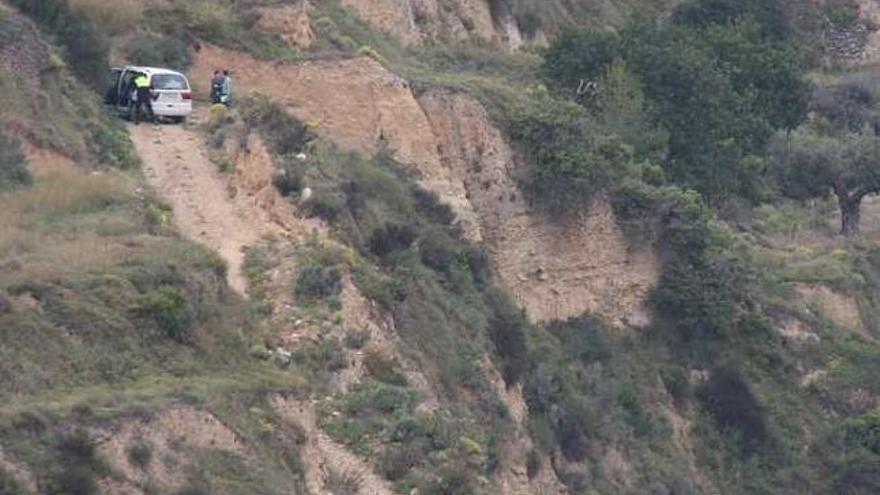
[4,0,880,494]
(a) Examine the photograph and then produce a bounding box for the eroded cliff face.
[254,2,316,48]
[341,0,522,48]
[193,47,658,326]
[418,90,659,325]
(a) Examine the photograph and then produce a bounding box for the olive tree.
[774,128,880,236]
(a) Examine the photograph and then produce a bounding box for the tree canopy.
[773,128,880,235]
[542,13,809,206]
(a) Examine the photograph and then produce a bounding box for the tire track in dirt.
[129,121,267,295]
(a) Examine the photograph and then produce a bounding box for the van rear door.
[150,73,192,116]
[104,68,122,105]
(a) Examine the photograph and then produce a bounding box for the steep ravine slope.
[192,46,658,325]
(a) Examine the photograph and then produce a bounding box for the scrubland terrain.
[4,1,880,494]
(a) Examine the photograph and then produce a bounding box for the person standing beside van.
[132,72,156,125]
[211,70,225,104]
[221,70,233,106]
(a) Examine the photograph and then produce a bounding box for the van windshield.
[151,74,188,90]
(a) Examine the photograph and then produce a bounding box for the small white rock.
[301,187,313,202]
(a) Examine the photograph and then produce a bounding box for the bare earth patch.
[795,283,864,332]
[129,120,279,294]
[255,2,316,48]
[95,406,247,492]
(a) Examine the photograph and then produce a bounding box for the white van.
[105,66,193,123]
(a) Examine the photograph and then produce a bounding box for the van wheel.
[171,116,186,124]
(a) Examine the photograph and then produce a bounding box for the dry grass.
[0,169,133,281]
[69,0,143,34]
[11,168,129,216]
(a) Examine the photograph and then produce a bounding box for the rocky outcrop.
[826,0,880,63]
[340,0,522,48]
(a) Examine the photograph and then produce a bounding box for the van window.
[151,74,189,90]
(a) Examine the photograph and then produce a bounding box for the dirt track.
[129,120,264,295]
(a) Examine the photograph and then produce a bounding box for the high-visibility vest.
[134,75,150,89]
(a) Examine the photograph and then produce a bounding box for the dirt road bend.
[129,122,264,295]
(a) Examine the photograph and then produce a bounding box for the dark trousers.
[134,89,155,124]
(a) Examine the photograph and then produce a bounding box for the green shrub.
[11,0,109,87]
[421,466,479,495]
[390,415,426,443]
[343,329,370,350]
[313,338,348,372]
[517,10,543,37]
[557,407,590,461]
[303,192,345,222]
[0,11,27,49]
[272,167,303,197]
[0,291,11,316]
[87,120,139,170]
[526,449,542,479]
[240,95,313,156]
[364,349,408,386]
[358,45,387,64]
[0,133,31,191]
[313,16,358,52]
[845,411,880,455]
[671,0,791,38]
[44,429,101,495]
[124,34,192,71]
[295,265,342,300]
[127,440,153,468]
[618,386,653,437]
[371,384,419,414]
[830,450,880,495]
[542,29,620,93]
[823,1,861,29]
[486,290,530,385]
[412,187,456,226]
[0,467,25,495]
[325,469,362,495]
[173,484,211,495]
[547,315,613,364]
[825,1,859,29]
[696,366,770,454]
[380,443,423,481]
[418,228,457,273]
[134,286,192,342]
[661,366,691,406]
[369,223,417,259]
[507,96,615,211]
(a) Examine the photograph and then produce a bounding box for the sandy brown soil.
[340,0,518,46]
[129,120,276,294]
[795,283,865,332]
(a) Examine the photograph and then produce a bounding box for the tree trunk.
[839,196,862,237]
